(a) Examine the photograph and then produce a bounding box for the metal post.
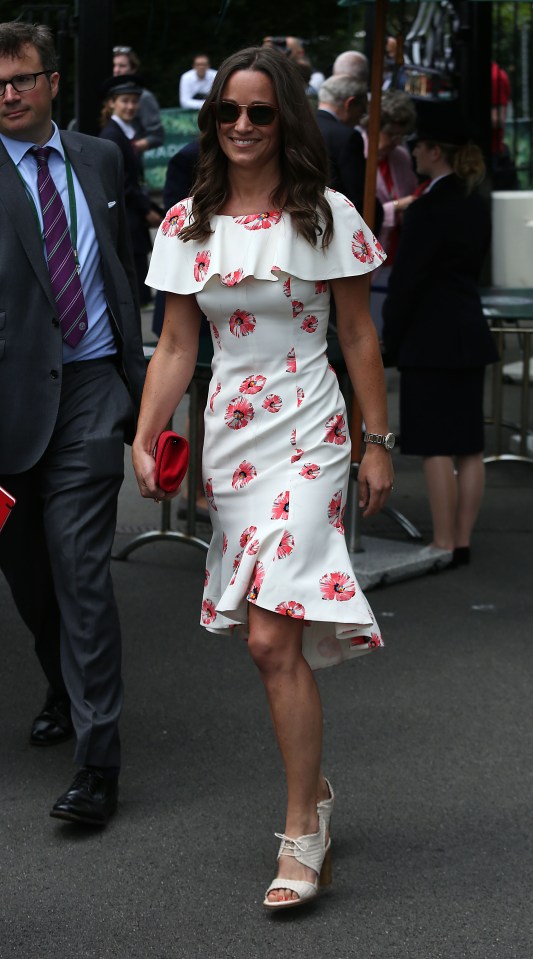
[75,0,114,135]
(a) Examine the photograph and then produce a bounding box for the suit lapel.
[61,133,112,257]
[0,141,57,307]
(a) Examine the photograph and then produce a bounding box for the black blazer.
[99,120,151,254]
[315,109,366,210]
[382,174,499,369]
[315,110,383,231]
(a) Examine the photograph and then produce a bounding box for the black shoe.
[451,546,471,568]
[50,768,118,826]
[30,696,74,746]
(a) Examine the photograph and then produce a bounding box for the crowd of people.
[0,17,503,914]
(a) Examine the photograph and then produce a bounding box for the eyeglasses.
[214,100,278,126]
[0,71,52,97]
[113,46,133,54]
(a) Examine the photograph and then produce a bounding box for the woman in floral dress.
[132,47,394,910]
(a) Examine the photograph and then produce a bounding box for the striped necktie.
[31,146,88,348]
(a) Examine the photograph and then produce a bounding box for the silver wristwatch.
[364,431,396,451]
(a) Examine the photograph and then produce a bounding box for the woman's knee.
[247,607,302,674]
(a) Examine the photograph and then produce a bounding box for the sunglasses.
[214,100,278,126]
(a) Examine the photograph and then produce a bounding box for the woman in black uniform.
[382,105,499,566]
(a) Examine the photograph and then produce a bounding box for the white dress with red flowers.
[146,188,387,669]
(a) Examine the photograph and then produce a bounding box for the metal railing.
[485,325,533,464]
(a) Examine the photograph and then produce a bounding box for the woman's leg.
[247,603,328,903]
[422,455,457,550]
[454,453,485,548]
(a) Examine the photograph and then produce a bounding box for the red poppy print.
[229,550,243,585]
[276,530,295,559]
[263,393,282,413]
[286,348,296,373]
[231,460,257,489]
[234,211,282,230]
[373,236,386,261]
[290,428,297,446]
[351,230,374,265]
[319,571,356,602]
[222,533,228,555]
[204,569,210,587]
[239,525,257,549]
[343,196,355,208]
[350,635,367,647]
[229,309,256,337]
[275,601,305,619]
[324,414,347,445]
[297,387,304,407]
[225,396,254,430]
[239,374,266,395]
[292,300,304,318]
[271,490,290,520]
[368,632,383,648]
[300,462,320,480]
[205,477,217,510]
[221,268,244,286]
[209,382,221,411]
[247,561,265,602]
[291,449,304,463]
[283,277,291,298]
[194,250,211,282]
[315,280,328,294]
[161,203,187,237]
[328,490,343,526]
[246,538,260,555]
[301,315,318,333]
[201,599,216,625]
[212,323,221,349]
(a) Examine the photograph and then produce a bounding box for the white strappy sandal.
[263,821,332,911]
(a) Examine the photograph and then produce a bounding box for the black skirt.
[399,367,486,456]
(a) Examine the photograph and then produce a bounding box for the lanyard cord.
[17,152,80,270]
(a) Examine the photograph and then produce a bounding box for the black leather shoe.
[30,696,74,746]
[50,768,118,826]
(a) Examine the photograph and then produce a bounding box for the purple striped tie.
[32,147,88,348]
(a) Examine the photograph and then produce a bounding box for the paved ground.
[1,347,532,959]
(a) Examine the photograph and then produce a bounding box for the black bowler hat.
[101,73,143,98]
[411,99,469,145]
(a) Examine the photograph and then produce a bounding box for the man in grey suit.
[0,21,146,825]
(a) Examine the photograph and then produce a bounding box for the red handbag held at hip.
[153,431,190,493]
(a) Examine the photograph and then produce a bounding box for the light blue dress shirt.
[0,122,116,363]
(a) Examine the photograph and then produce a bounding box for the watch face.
[385,432,396,450]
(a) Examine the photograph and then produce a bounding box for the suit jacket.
[315,110,383,232]
[381,174,499,369]
[99,119,151,255]
[315,109,366,212]
[0,130,146,473]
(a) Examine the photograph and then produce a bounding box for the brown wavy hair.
[179,46,333,248]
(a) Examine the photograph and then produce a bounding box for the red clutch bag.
[153,430,190,493]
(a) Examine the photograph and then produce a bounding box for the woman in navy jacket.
[382,107,499,566]
[100,75,161,304]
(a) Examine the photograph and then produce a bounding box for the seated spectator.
[179,55,217,109]
[113,45,164,153]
